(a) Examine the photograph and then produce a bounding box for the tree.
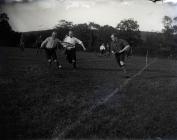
[0,12,9,21]
[0,12,14,46]
[73,23,91,50]
[98,25,117,45]
[88,22,101,30]
[117,18,139,32]
[56,20,73,29]
[116,18,141,46]
[162,16,173,35]
[162,16,177,58]
[0,12,12,33]
[54,20,74,40]
[88,22,100,50]
[162,16,173,27]
[173,17,177,34]
[0,12,20,47]
[162,16,174,41]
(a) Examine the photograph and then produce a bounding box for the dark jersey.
[111,39,129,53]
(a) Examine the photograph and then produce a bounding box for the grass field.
[0,47,177,140]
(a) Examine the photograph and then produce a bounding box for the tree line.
[0,12,176,58]
[0,12,20,46]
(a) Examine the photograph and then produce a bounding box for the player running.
[40,31,62,69]
[19,33,25,52]
[62,30,86,69]
[100,43,106,56]
[110,34,131,77]
[34,35,43,54]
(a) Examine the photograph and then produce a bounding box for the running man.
[34,35,43,54]
[19,33,25,52]
[40,31,62,69]
[100,43,106,55]
[110,34,130,76]
[62,30,86,69]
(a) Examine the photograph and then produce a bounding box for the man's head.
[111,34,118,42]
[52,31,57,38]
[69,30,74,38]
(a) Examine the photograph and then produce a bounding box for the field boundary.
[52,58,157,139]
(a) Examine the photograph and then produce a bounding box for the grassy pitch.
[0,47,177,139]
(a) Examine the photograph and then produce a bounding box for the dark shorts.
[100,50,105,54]
[45,48,57,60]
[65,48,76,63]
[115,52,125,67]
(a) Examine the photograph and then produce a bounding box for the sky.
[0,0,177,32]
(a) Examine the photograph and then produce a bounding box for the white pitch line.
[52,88,120,139]
[53,58,157,139]
[96,58,157,106]
[120,58,157,90]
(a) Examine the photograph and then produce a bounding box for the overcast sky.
[1,0,177,32]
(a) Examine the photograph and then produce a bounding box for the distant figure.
[40,31,62,69]
[100,43,106,55]
[106,43,111,56]
[62,30,86,69]
[34,35,43,54]
[110,34,131,77]
[19,33,25,52]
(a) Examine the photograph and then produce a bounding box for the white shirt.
[63,36,82,49]
[100,45,105,51]
[42,37,60,49]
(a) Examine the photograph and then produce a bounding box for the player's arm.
[76,38,86,51]
[61,37,68,48]
[119,45,130,53]
[40,38,48,48]
[119,40,130,53]
[56,38,63,48]
[58,39,74,48]
[56,38,62,44]
[80,42,86,51]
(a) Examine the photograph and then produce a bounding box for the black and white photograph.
[0,0,177,139]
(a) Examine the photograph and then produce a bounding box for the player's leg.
[71,48,77,69]
[120,52,127,74]
[120,52,130,78]
[126,47,132,58]
[115,52,127,74]
[52,49,62,69]
[115,52,122,67]
[45,49,52,67]
[66,49,72,63]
